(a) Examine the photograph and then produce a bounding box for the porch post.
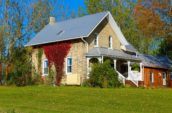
[140,62,143,81]
[86,58,90,76]
[127,61,131,78]
[98,57,102,63]
[101,56,104,63]
[114,59,117,70]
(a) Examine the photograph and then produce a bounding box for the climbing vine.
[37,48,43,75]
[42,41,71,86]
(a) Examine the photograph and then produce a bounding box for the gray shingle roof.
[86,47,140,61]
[26,12,108,46]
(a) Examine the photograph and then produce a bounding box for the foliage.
[131,63,140,72]
[158,38,172,59]
[45,67,55,85]
[30,0,52,33]
[31,67,44,85]
[43,41,71,86]
[36,48,43,76]
[134,0,172,55]
[5,47,33,86]
[88,60,121,88]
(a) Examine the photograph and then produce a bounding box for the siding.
[31,19,124,85]
[143,67,169,87]
[86,18,121,50]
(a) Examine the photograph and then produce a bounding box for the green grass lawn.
[0,86,172,113]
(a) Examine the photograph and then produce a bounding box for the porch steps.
[125,80,144,87]
[125,80,137,87]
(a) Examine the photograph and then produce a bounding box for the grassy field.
[0,86,172,113]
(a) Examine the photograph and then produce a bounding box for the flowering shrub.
[43,41,71,86]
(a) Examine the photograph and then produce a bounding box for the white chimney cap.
[49,17,56,25]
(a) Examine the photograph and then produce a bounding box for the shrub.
[45,68,55,85]
[131,63,140,71]
[88,60,121,88]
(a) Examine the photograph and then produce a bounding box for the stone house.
[26,12,172,87]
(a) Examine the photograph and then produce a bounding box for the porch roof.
[86,47,140,61]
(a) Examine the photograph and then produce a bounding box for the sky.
[65,0,86,12]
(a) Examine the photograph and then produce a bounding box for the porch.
[86,47,143,87]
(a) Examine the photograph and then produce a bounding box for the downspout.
[81,37,88,53]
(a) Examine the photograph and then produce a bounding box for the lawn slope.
[0,86,172,113]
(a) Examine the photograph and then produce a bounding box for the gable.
[85,18,121,50]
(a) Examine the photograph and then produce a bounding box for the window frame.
[170,72,172,80]
[150,72,154,83]
[42,59,49,76]
[109,36,113,49]
[162,72,166,79]
[94,33,99,47]
[66,57,72,74]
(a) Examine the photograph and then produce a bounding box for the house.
[26,11,172,87]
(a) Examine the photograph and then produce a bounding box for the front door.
[162,72,167,86]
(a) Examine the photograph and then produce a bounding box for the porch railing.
[116,71,125,85]
[128,71,139,87]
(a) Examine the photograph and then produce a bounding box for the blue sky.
[66,0,86,11]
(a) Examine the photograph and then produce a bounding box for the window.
[94,34,98,47]
[43,59,48,75]
[150,72,154,83]
[109,36,113,49]
[66,57,72,73]
[170,72,172,80]
[162,72,166,79]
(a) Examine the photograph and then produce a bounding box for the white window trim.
[66,57,72,75]
[42,59,48,76]
[109,36,113,49]
[94,33,99,47]
[151,72,154,83]
[162,72,166,79]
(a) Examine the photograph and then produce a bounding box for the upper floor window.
[109,36,113,49]
[66,57,72,74]
[43,59,48,76]
[94,34,99,47]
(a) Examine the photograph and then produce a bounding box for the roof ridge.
[54,11,109,24]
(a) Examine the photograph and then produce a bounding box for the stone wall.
[86,18,121,50]
[31,18,122,85]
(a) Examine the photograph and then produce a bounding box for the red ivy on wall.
[43,41,71,86]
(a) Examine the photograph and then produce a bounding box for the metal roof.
[156,56,172,69]
[86,47,140,61]
[25,12,108,46]
[139,54,171,69]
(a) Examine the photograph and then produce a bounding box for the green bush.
[45,68,55,85]
[87,60,121,88]
[131,63,140,71]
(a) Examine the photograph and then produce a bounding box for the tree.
[134,0,172,56]
[29,0,52,33]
